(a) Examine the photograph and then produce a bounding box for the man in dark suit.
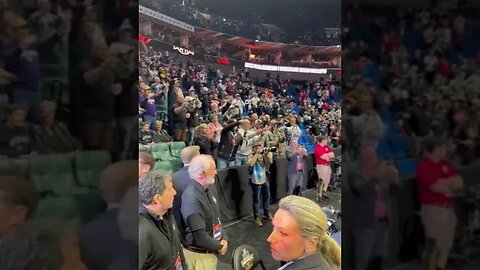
[80,161,138,270]
[172,145,200,230]
[286,139,308,195]
[348,143,399,270]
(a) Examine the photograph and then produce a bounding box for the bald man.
[80,161,138,270]
[172,145,200,229]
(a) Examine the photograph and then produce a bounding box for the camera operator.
[248,141,274,227]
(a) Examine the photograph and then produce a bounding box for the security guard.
[181,155,229,270]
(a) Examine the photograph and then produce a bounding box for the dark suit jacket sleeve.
[349,171,377,195]
[221,121,241,134]
[286,148,298,161]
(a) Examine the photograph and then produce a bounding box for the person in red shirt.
[313,135,335,201]
[415,137,463,270]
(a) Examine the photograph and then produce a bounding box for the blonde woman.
[268,196,341,270]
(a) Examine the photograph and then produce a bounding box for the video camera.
[263,146,277,153]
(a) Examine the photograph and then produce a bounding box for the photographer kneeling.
[248,141,274,227]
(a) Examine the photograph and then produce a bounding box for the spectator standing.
[314,135,334,200]
[286,139,308,195]
[171,95,188,142]
[248,141,274,227]
[349,144,399,270]
[181,155,229,270]
[415,137,463,270]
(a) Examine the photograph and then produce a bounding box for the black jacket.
[217,121,241,160]
[281,252,333,270]
[194,135,215,155]
[139,206,188,270]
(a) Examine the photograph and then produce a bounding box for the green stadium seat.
[29,154,88,196]
[139,144,150,152]
[35,197,81,229]
[151,143,175,161]
[0,158,16,174]
[153,160,175,175]
[170,141,186,158]
[73,151,111,189]
[170,158,184,172]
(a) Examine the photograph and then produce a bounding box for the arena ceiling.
[193,0,340,30]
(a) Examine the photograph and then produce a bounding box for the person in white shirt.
[236,119,258,165]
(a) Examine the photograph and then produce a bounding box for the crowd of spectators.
[342,3,480,270]
[139,46,342,169]
[0,0,138,269]
[0,0,138,161]
[343,4,480,165]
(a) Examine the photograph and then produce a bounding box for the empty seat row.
[35,194,106,228]
[0,151,111,196]
[139,141,186,161]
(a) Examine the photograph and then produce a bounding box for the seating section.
[139,144,148,152]
[170,141,186,157]
[29,154,87,196]
[35,197,81,229]
[0,158,16,174]
[154,160,175,175]
[151,143,176,161]
[0,151,112,226]
[74,151,112,189]
[142,142,186,174]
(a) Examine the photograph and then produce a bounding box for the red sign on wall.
[216,58,230,65]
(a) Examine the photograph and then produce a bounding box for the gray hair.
[138,171,171,205]
[0,218,72,270]
[188,155,214,181]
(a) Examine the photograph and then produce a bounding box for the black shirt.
[171,104,187,129]
[0,123,32,158]
[139,130,154,145]
[181,181,228,252]
[80,61,116,122]
[139,206,187,270]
